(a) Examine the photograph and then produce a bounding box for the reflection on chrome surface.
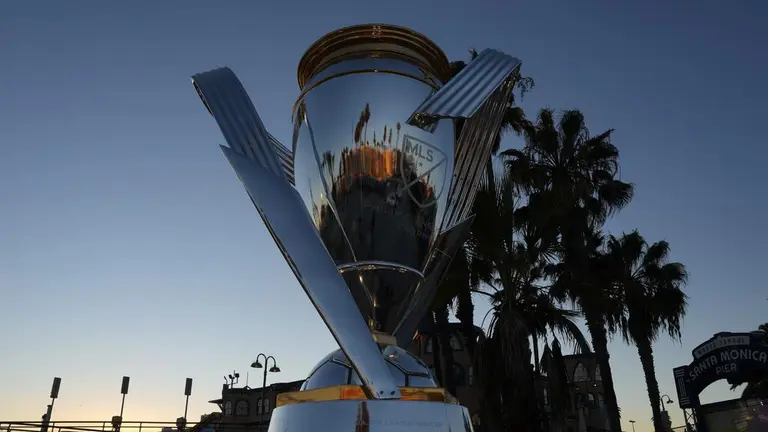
[219,145,402,398]
[193,23,522,408]
[393,216,475,347]
[301,346,437,391]
[269,399,474,432]
[293,59,455,335]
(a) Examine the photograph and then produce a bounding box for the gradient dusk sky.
[1,1,766,431]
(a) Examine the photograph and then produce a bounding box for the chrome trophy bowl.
[191,23,522,432]
[292,27,455,336]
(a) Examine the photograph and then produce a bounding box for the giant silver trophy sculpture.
[192,24,521,432]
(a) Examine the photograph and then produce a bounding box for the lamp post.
[629,419,636,432]
[661,394,674,412]
[41,377,61,432]
[251,354,281,431]
[177,378,193,432]
[113,377,130,432]
[659,395,674,431]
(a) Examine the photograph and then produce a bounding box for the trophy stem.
[338,260,426,334]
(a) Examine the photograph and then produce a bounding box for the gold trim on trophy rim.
[276,385,457,407]
[297,24,451,90]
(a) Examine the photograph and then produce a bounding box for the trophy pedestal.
[270,348,472,431]
[267,399,474,432]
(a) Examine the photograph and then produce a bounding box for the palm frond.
[548,312,591,353]
[598,180,635,215]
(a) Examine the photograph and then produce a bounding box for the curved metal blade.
[392,216,475,347]
[192,67,295,184]
[407,49,522,230]
[408,49,521,121]
[191,67,400,399]
[221,147,401,399]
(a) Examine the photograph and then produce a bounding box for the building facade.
[558,353,611,432]
[407,322,483,427]
[411,322,613,432]
[210,380,304,430]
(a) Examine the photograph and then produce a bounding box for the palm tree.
[742,379,768,399]
[731,323,768,399]
[467,171,590,432]
[547,229,626,431]
[506,109,635,432]
[606,231,689,432]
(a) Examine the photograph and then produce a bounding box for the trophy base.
[267,399,474,432]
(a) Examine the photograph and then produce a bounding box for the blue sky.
[1,1,765,431]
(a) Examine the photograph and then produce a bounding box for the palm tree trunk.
[585,314,622,432]
[637,338,665,432]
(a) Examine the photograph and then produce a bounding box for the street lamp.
[661,394,674,412]
[251,354,280,431]
[629,419,636,432]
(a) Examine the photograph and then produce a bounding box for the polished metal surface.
[409,48,522,230]
[219,146,401,399]
[293,55,456,335]
[393,216,475,347]
[191,68,286,180]
[192,67,295,184]
[268,132,295,185]
[193,66,402,399]
[191,24,523,415]
[301,346,437,391]
[268,399,474,432]
[408,49,522,121]
[443,76,518,227]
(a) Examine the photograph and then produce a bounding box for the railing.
[0,421,266,432]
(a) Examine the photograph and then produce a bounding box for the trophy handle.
[407,49,522,230]
[192,68,402,400]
